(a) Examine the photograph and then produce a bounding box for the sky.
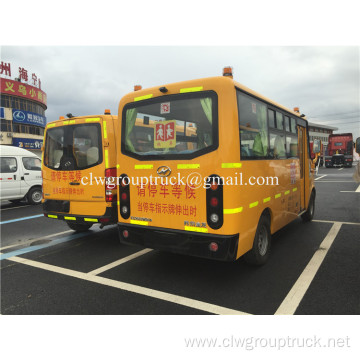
[2,46,359,139]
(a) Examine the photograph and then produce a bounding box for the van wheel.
[27,187,42,205]
[301,192,315,222]
[66,222,93,232]
[244,214,271,266]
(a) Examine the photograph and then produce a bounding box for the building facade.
[308,122,338,153]
[1,61,47,158]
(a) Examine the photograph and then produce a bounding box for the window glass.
[73,125,101,168]
[44,127,64,169]
[22,157,41,171]
[0,120,10,131]
[123,92,217,159]
[290,118,297,133]
[44,124,102,170]
[286,136,298,158]
[268,109,275,128]
[269,132,286,159]
[285,116,290,132]
[238,92,268,159]
[0,157,17,173]
[276,112,284,130]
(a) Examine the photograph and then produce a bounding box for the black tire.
[66,222,92,232]
[244,214,271,266]
[301,191,315,222]
[27,187,42,205]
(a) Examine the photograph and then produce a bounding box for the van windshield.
[44,123,102,170]
[121,91,218,160]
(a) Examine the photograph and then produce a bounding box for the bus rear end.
[117,77,241,261]
[42,113,118,231]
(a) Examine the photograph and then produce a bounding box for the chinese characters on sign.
[0,62,42,89]
[50,171,82,182]
[136,183,197,217]
[154,120,176,149]
[0,79,47,106]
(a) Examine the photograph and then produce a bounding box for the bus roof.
[45,114,116,127]
[123,76,307,121]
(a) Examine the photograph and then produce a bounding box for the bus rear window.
[121,91,218,160]
[44,123,102,170]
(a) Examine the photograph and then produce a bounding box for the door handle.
[24,173,30,175]
[69,182,80,185]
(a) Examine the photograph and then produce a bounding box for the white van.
[0,145,42,205]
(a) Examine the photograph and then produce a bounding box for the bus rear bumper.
[43,202,118,225]
[117,223,239,261]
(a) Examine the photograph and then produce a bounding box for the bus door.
[297,125,306,211]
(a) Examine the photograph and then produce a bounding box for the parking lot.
[1,165,359,315]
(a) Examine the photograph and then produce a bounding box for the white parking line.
[274,222,342,315]
[88,249,153,275]
[338,167,344,171]
[315,175,327,180]
[313,220,360,226]
[315,181,354,182]
[0,230,73,251]
[6,255,250,315]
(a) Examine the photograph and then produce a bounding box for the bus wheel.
[301,192,315,222]
[244,214,271,266]
[66,222,93,232]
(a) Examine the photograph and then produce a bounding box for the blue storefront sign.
[13,137,43,150]
[12,109,46,127]
[0,107,5,119]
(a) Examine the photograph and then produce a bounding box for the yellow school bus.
[42,111,118,231]
[116,68,315,264]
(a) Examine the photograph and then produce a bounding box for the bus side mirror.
[313,139,321,154]
[356,137,360,155]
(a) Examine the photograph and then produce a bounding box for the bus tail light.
[134,85,142,91]
[105,168,117,202]
[206,175,223,229]
[119,173,130,219]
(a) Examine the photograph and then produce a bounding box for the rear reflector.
[209,242,218,252]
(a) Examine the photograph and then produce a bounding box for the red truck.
[325,133,353,168]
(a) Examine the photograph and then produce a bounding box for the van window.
[22,157,41,171]
[121,91,218,160]
[0,157,17,173]
[237,91,269,159]
[44,123,102,170]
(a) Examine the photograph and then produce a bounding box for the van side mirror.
[356,137,360,155]
[313,139,321,154]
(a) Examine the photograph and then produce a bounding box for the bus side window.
[286,135,298,158]
[237,91,268,159]
[269,132,286,159]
